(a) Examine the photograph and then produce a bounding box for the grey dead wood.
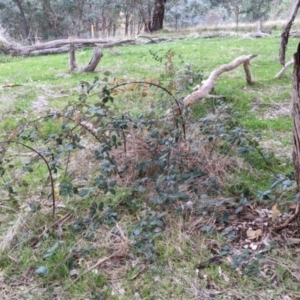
[183,54,257,106]
[69,43,77,71]
[274,58,294,78]
[82,47,103,72]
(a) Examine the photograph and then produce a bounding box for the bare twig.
[0,140,56,216]
[30,213,72,247]
[67,252,120,286]
[130,265,147,280]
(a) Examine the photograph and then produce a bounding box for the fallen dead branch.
[8,38,136,56]
[130,264,147,280]
[30,213,72,247]
[82,46,103,72]
[7,36,172,56]
[68,223,129,286]
[274,58,294,78]
[68,252,120,286]
[273,203,300,231]
[183,54,257,106]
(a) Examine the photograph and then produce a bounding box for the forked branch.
[183,54,257,106]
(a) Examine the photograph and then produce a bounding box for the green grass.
[0,32,300,299]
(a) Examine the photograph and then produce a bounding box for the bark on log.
[279,0,300,65]
[292,43,300,189]
[183,54,257,106]
[9,38,135,56]
[30,46,71,55]
[5,34,261,57]
[82,47,103,72]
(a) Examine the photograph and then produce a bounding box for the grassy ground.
[0,31,300,300]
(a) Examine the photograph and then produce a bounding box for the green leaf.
[48,242,59,253]
[235,206,243,214]
[43,242,59,259]
[109,189,116,195]
[79,188,94,198]
[109,179,117,187]
[65,143,76,151]
[98,202,104,211]
[36,266,48,276]
[87,81,100,93]
[133,229,141,235]
[150,219,164,227]
[29,203,40,213]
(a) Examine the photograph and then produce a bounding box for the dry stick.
[183,54,257,106]
[130,265,147,281]
[0,140,56,216]
[68,252,120,287]
[30,213,72,247]
[273,203,300,231]
[69,223,128,287]
[136,35,158,43]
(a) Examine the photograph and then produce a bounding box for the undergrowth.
[0,47,298,299]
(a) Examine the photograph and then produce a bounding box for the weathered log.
[279,0,300,65]
[82,47,103,72]
[183,54,257,106]
[4,33,267,57]
[247,32,270,38]
[289,30,300,37]
[29,46,71,55]
[8,38,135,56]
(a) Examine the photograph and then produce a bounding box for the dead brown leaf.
[246,229,262,240]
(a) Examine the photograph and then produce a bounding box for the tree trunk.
[146,0,152,32]
[279,0,300,65]
[125,12,130,36]
[113,23,117,37]
[152,0,166,31]
[292,43,300,189]
[13,0,30,39]
[257,19,263,32]
[82,47,103,72]
[102,11,107,38]
[235,7,240,30]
